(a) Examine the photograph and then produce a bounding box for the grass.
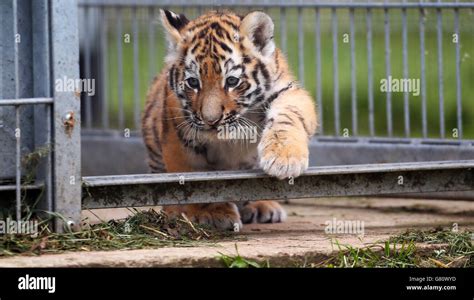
[93,7,474,138]
[216,228,473,268]
[0,209,228,257]
[218,244,268,268]
[2,204,472,268]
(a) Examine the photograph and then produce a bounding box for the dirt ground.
[1,197,473,267]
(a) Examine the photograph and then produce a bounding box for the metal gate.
[1,0,473,231]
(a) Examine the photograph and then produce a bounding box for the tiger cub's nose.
[204,115,222,126]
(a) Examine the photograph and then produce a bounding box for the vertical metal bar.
[148,7,156,82]
[332,8,340,136]
[32,0,52,214]
[384,5,392,137]
[280,7,287,55]
[349,8,357,136]
[45,105,52,213]
[0,2,3,100]
[116,7,124,129]
[12,0,21,221]
[419,7,428,138]
[297,7,304,86]
[13,0,19,100]
[436,3,445,138]
[402,2,410,137]
[84,6,92,128]
[15,106,21,221]
[100,6,109,129]
[367,8,374,136]
[454,7,462,139]
[50,0,82,232]
[132,7,140,130]
[315,8,323,135]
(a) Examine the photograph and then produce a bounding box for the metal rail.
[82,160,474,208]
[78,1,474,9]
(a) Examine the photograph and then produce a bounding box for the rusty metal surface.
[82,160,474,208]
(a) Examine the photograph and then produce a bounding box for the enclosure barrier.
[0,0,473,232]
[0,0,81,231]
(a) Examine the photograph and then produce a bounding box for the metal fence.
[0,0,80,230]
[0,0,473,231]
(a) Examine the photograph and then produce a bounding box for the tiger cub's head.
[160,9,290,139]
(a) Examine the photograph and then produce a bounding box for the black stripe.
[246,87,262,99]
[176,124,208,156]
[148,146,163,162]
[173,66,180,91]
[216,39,232,53]
[169,66,175,90]
[275,51,280,72]
[162,98,169,136]
[276,121,294,126]
[287,105,312,136]
[191,43,200,54]
[278,113,293,123]
[266,84,293,105]
[256,62,271,91]
[224,58,234,72]
[251,67,260,85]
[221,19,239,31]
[142,101,156,128]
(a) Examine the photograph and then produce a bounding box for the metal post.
[50,0,82,232]
[315,8,323,135]
[436,1,445,138]
[279,6,287,55]
[349,7,357,136]
[419,6,428,138]
[367,8,374,137]
[401,0,410,137]
[100,6,109,129]
[297,7,304,87]
[332,8,340,136]
[384,2,392,137]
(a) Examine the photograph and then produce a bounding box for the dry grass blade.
[0,209,229,257]
[139,225,171,238]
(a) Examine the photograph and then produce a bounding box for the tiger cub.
[142,10,318,230]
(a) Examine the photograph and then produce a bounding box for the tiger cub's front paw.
[163,203,242,231]
[258,128,309,180]
[239,201,287,224]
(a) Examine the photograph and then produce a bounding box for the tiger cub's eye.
[186,77,200,89]
[226,76,240,88]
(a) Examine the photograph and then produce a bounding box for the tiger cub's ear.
[160,9,189,50]
[240,11,275,57]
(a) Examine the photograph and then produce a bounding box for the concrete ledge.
[1,197,473,267]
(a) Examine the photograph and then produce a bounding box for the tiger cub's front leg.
[258,88,318,180]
